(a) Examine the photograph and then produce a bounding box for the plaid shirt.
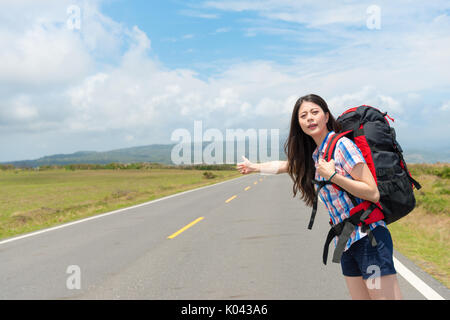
[312,131,386,251]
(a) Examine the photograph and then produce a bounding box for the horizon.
[2,138,449,165]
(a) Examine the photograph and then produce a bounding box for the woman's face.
[298,101,330,139]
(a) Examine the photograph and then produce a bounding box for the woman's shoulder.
[335,136,359,152]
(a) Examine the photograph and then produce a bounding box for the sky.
[0,0,449,162]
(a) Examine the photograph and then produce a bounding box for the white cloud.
[0,0,128,92]
[203,0,450,29]
[7,95,38,122]
[328,86,403,115]
[178,9,219,19]
[0,21,92,88]
[214,27,231,33]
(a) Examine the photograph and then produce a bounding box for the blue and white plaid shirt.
[312,131,386,251]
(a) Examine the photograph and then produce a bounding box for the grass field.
[389,163,449,288]
[0,163,448,288]
[0,166,241,240]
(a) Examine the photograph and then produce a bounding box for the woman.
[236,94,402,300]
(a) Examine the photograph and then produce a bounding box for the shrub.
[202,171,217,179]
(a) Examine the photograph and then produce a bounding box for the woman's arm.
[317,159,380,203]
[237,156,288,174]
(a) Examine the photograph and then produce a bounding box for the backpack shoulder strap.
[323,130,353,161]
[308,130,356,231]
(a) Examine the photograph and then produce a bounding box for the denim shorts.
[340,226,397,279]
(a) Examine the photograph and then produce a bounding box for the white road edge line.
[393,256,445,300]
[0,174,250,246]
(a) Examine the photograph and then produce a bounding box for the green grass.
[409,163,450,179]
[389,209,449,288]
[415,178,450,215]
[408,165,450,216]
[389,163,450,288]
[0,167,242,240]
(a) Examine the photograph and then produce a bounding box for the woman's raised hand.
[236,156,258,174]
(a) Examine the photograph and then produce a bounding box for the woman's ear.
[325,112,330,123]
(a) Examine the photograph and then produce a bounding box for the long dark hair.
[283,94,341,206]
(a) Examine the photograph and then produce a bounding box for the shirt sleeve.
[335,137,366,175]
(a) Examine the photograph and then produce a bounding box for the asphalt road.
[0,173,448,300]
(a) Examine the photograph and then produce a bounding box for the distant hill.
[1,140,448,168]
[1,139,288,168]
[1,144,176,168]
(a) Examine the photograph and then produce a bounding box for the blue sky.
[0,0,449,162]
[101,0,323,76]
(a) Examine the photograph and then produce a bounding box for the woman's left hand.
[317,158,336,180]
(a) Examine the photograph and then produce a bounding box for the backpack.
[308,105,422,265]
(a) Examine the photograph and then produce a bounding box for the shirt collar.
[312,130,335,161]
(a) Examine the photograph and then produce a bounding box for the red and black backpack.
[308,105,421,265]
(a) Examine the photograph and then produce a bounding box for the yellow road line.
[167,217,204,239]
[225,195,237,203]
[244,186,251,191]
